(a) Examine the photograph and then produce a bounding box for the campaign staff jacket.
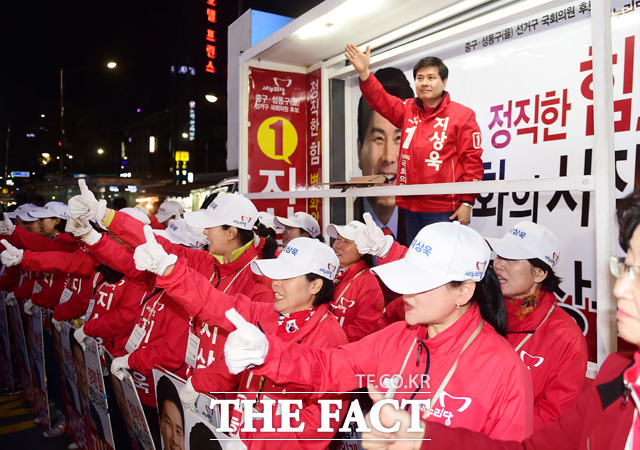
[257,304,533,441]
[0,264,21,292]
[360,72,484,213]
[506,289,588,430]
[7,227,79,253]
[156,258,349,449]
[105,210,273,389]
[331,258,384,342]
[422,351,638,450]
[87,233,190,407]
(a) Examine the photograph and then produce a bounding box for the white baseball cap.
[485,221,560,268]
[326,220,366,241]
[257,211,277,230]
[371,222,490,295]
[184,192,257,230]
[7,203,38,221]
[28,201,70,220]
[120,207,151,225]
[155,201,184,223]
[153,219,207,249]
[251,237,339,280]
[274,212,321,238]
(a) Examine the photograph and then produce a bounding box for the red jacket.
[7,227,79,253]
[422,351,637,450]
[506,289,588,430]
[330,259,384,342]
[156,258,349,449]
[257,304,533,441]
[360,73,484,213]
[0,264,21,292]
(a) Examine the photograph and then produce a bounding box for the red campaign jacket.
[0,264,22,292]
[360,73,484,213]
[257,304,534,441]
[422,351,638,450]
[506,289,588,430]
[7,227,79,253]
[148,214,165,230]
[156,259,349,449]
[330,259,384,342]
[52,275,93,322]
[13,269,36,301]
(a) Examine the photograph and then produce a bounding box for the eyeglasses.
[610,256,640,283]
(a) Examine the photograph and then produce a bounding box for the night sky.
[0,0,323,181]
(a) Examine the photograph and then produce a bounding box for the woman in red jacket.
[360,188,640,450]
[224,221,534,441]
[133,232,349,449]
[486,221,588,430]
[327,220,384,342]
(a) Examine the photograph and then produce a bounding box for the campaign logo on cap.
[154,218,207,249]
[155,201,184,223]
[274,212,321,238]
[326,220,366,241]
[485,221,560,268]
[371,222,490,295]
[184,193,257,231]
[251,237,339,280]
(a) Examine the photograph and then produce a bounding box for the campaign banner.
[7,300,34,407]
[247,66,323,229]
[84,336,115,449]
[60,321,88,449]
[348,1,640,362]
[105,350,155,450]
[30,307,51,432]
[0,292,14,392]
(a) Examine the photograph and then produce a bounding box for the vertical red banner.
[247,67,322,225]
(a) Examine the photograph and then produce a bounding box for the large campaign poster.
[349,1,640,362]
[6,300,34,407]
[0,292,14,392]
[60,321,87,449]
[105,350,155,450]
[84,336,115,449]
[247,67,323,229]
[30,307,51,433]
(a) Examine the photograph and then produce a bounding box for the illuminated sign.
[11,171,30,178]
[205,0,217,74]
[189,101,196,141]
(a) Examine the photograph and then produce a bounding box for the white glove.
[110,354,130,381]
[65,217,93,237]
[0,239,23,267]
[74,325,88,350]
[23,299,35,315]
[67,179,107,221]
[4,292,17,307]
[0,213,15,235]
[179,377,200,412]
[354,212,394,258]
[51,318,63,332]
[224,308,268,375]
[134,225,178,275]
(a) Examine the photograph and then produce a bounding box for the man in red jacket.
[345,44,484,244]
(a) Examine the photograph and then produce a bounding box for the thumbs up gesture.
[67,179,107,221]
[134,225,177,275]
[354,212,393,258]
[0,239,23,267]
[0,213,15,235]
[223,308,268,374]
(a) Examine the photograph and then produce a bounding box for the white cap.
[257,211,277,230]
[7,203,38,221]
[155,201,184,223]
[485,221,560,268]
[120,207,151,225]
[326,220,366,241]
[274,212,321,238]
[153,219,207,249]
[251,237,339,280]
[371,222,490,295]
[28,201,70,220]
[184,192,257,230]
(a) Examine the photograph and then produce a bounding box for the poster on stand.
[0,291,14,392]
[30,307,51,433]
[60,321,87,448]
[84,336,115,449]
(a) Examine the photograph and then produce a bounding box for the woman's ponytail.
[472,265,507,337]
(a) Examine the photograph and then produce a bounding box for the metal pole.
[59,67,64,179]
[4,120,10,184]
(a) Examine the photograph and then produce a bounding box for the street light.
[59,61,117,178]
[205,94,218,103]
[97,148,104,155]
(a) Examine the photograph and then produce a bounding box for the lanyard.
[336,268,366,300]
[388,320,484,419]
[514,303,555,352]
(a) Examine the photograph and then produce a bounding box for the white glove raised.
[74,325,88,350]
[0,239,23,267]
[65,217,93,237]
[354,212,394,258]
[23,299,35,315]
[67,179,107,222]
[179,377,200,413]
[223,308,268,375]
[4,292,17,307]
[134,225,177,275]
[110,354,130,381]
[51,318,63,332]
[0,213,16,235]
